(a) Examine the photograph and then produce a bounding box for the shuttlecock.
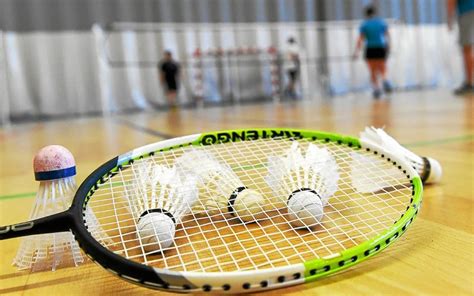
[360,127,442,184]
[13,146,94,271]
[350,151,402,194]
[175,150,266,223]
[126,161,198,253]
[265,142,339,228]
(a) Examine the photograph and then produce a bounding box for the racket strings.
[94,187,406,250]
[84,137,412,272]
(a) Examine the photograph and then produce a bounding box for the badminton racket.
[0,128,422,293]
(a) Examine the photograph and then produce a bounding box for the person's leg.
[287,70,296,95]
[165,78,178,106]
[366,60,381,98]
[376,60,386,81]
[367,61,377,86]
[463,45,473,85]
[163,87,172,106]
[455,11,474,94]
[455,45,474,94]
[291,70,299,99]
[377,59,392,93]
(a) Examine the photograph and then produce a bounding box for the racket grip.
[0,211,72,240]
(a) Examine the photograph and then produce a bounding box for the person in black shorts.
[159,51,180,106]
[353,5,392,99]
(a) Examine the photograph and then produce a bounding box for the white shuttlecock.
[175,150,266,223]
[127,161,198,253]
[360,127,442,184]
[13,145,109,271]
[350,151,402,193]
[84,207,114,246]
[265,142,339,228]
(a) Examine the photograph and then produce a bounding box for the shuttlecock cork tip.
[426,157,442,184]
[232,189,266,222]
[33,145,76,181]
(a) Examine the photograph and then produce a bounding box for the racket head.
[70,128,422,293]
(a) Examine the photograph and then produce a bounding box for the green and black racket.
[0,128,422,293]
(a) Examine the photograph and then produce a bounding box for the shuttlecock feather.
[13,178,83,271]
[265,142,339,228]
[126,161,198,253]
[175,150,266,223]
[14,145,110,271]
[360,127,442,184]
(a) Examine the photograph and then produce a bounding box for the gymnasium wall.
[0,0,447,30]
[0,0,463,123]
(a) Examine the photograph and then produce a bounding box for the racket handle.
[0,211,73,240]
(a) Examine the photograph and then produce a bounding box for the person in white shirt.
[284,37,300,98]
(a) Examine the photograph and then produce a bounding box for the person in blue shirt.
[447,0,474,95]
[353,5,392,99]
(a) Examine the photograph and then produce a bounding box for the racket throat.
[0,210,73,240]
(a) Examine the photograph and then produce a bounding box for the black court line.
[115,118,175,139]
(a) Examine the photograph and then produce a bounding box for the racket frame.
[0,128,423,293]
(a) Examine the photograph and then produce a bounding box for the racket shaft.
[0,211,72,240]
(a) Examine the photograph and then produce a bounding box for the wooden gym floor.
[0,89,472,295]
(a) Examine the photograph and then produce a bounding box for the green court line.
[1,134,472,202]
[0,192,36,200]
[0,181,128,201]
[403,134,473,148]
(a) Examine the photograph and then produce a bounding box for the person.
[353,5,392,99]
[159,51,181,106]
[447,0,474,95]
[284,37,301,98]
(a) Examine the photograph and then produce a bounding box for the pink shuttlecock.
[33,145,76,181]
[14,145,110,271]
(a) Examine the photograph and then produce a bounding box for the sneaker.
[454,83,474,95]
[373,89,382,99]
[383,80,393,93]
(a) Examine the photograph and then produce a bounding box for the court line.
[0,181,127,201]
[404,134,473,148]
[114,118,175,139]
[0,275,88,294]
[0,192,36,200]
[0,133,472,202]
